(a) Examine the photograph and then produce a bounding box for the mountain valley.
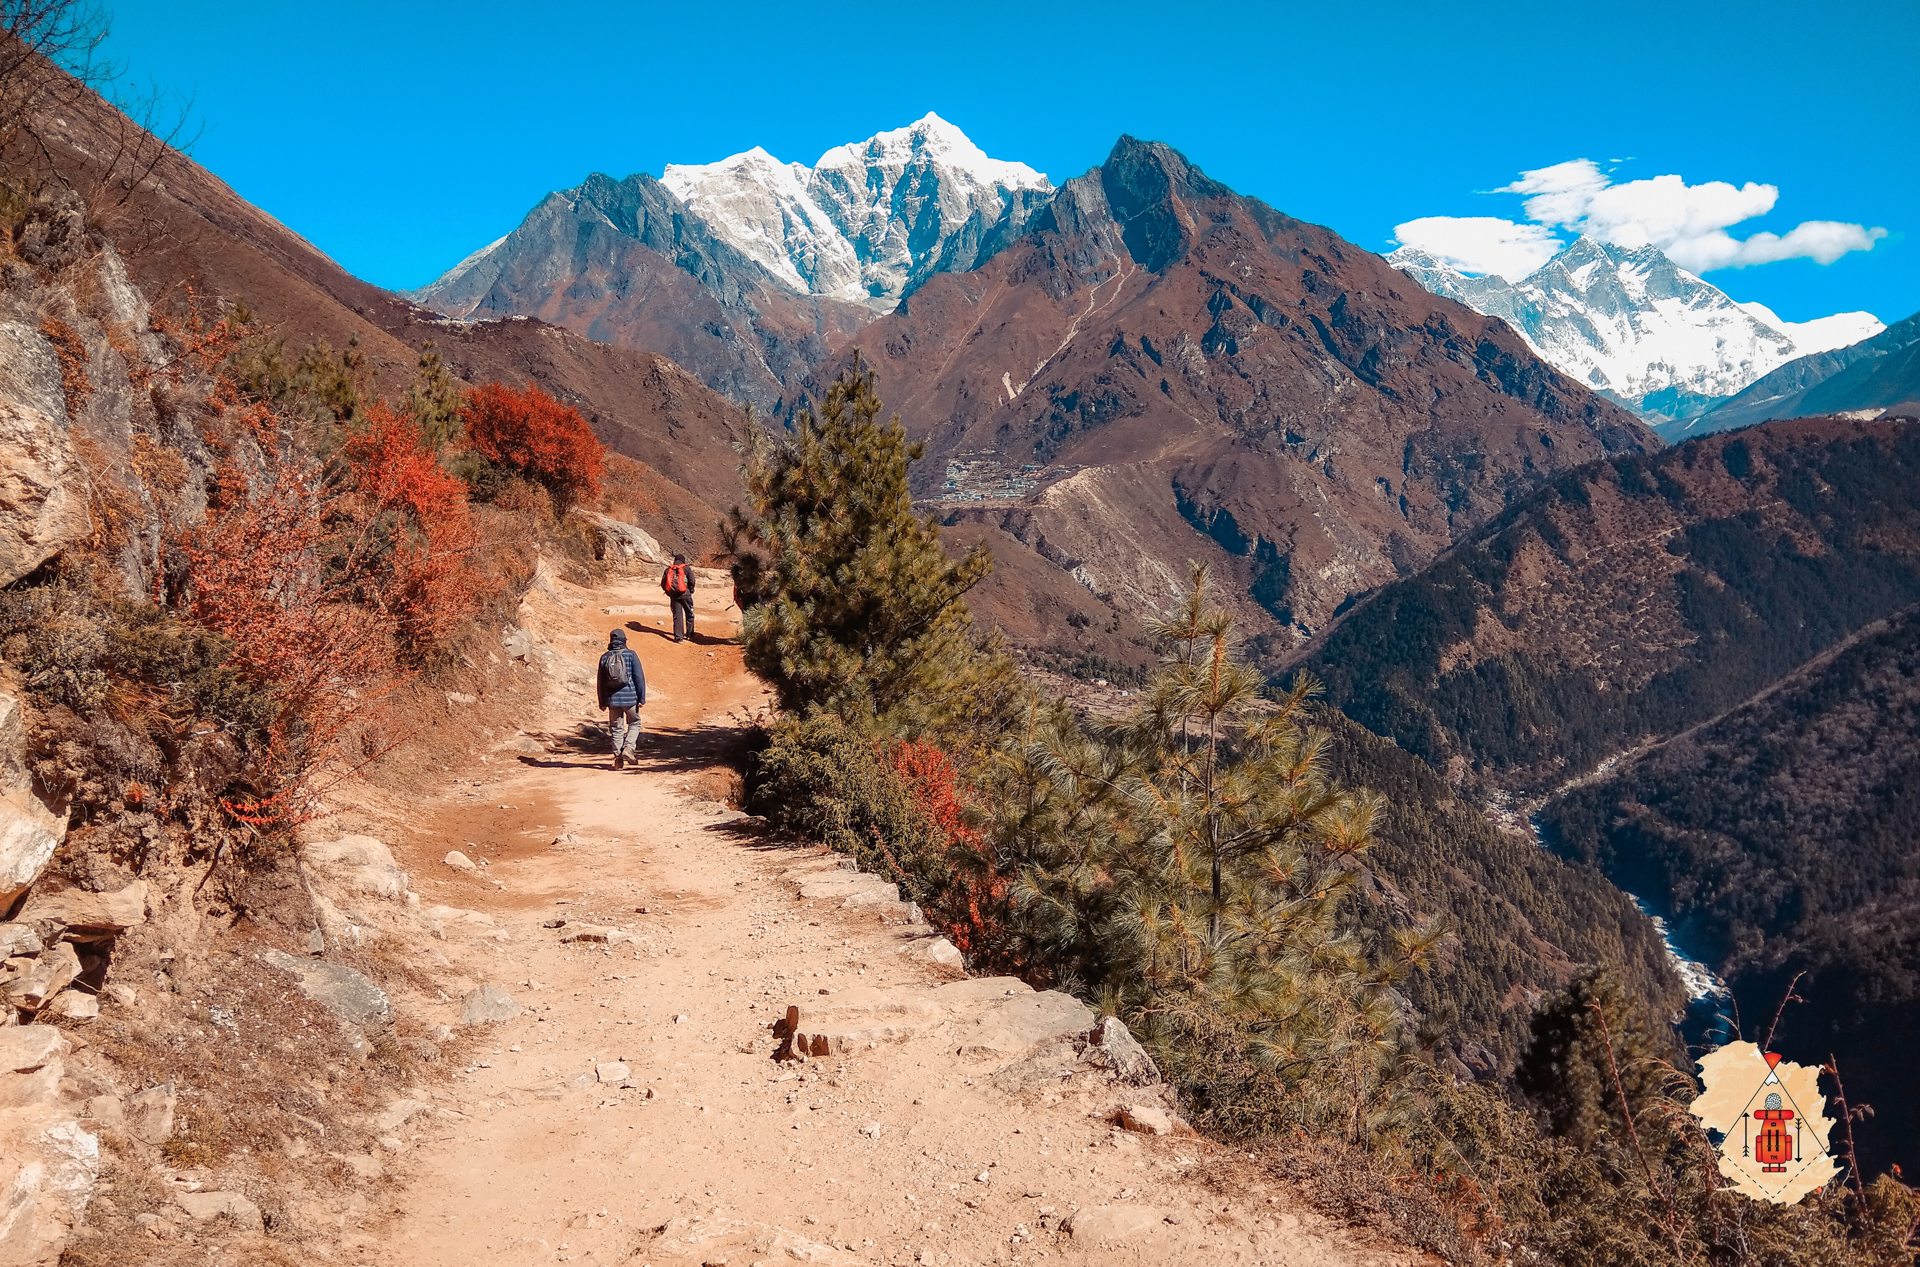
[5,33,1920,1265]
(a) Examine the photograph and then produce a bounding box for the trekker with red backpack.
[595,628,646,769]
[662,554,696,643]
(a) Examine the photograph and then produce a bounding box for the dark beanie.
[609,629,627,647]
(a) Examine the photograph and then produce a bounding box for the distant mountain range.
[1388,239,1882,424]
[1679,310,1920,437]
[660,113,1052,309]
[413,115,1051,411]
[416,122,1654,645]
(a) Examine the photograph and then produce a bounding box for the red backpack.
[663,563,689,596]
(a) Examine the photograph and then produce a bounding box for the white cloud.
[1391,215,1564,281]
[1401,159,1885,277]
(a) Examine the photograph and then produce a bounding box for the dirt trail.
[339,569,1415,1267]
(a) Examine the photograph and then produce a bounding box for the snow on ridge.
[660,115,1051,308]
[812,112,1051,193]
[1736,301,1885,357]
[1391,235,1887,418]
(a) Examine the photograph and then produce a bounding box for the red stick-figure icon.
[1753,1091,1797,1173]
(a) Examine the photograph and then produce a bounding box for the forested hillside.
[1328,718,1681,1075]
[1297,416,1920,796]
[1544,606,1920,1172]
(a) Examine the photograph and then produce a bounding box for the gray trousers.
[607,704,641,759]
[670,594,695,641]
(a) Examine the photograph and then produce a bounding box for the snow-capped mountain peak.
[1389,237,1887,422]
[812,112,1049,195]
[661,147,860,298]
[660,116,1051,311]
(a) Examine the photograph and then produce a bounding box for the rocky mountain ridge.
[1390,238,1882,423]
[661,112,1052,309]
[828,137,1654,645]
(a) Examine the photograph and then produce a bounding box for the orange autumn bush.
[459,381,605,509]
[338,401,494,651]
[889,739,1014,965]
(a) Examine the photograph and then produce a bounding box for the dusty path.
[336,569,1414,1267]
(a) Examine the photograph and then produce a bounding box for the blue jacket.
[596,646,645,709]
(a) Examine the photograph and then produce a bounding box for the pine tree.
[404,343,463,450]
[1004,564,1436,1143]
[730,365,1018,749]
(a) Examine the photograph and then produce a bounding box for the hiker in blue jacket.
[595,628,646,769]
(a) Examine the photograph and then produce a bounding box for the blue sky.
[102,0,1916,322]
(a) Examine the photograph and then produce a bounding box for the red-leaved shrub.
[459,381,605,508]
[890,740,1013,964]
[339,402,494,649]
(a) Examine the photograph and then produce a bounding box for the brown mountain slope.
[824,138,1656,643]
[413,175,870,414]
[33,86,752,554]
[1296,414,1920,797]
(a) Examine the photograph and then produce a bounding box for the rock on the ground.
[568,508,667,567]
[947,978,1096,1059]
[1082,1016,1160,1085]
[442,850,477,873]
[126,1084,176,1144]
[174,1190,264,1232]
[0,398,86,587]
[922,937,964,969]
[0,922,43,957]
[595,1061,630,1085]
[460,984,521,1026]
[5,941,80,1012]
[15,879,148,942]
[1114,1104,1189,1136]
[261,949,392,1028]
[303,835,411,900]
[0,687,67,913]
[44,988,98,1023]
[1063,1204,1169,1246]
[0,1025,98,1267]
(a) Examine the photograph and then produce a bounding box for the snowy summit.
[663,113,1051,310]
[1390,238,1884,422]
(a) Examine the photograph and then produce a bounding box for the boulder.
[442,850,476,873]
[0,689,66,916]
[460,984,521,1026]
[1081,1016,1160,1085]
[568,508,667,567]
[260,949,392,1029]
[1062,1204,1168,1247]
[15,881,147,942]
[126,1084,175,1144]
[0,398,86,587]
[4,942,80,1012]
[303,835,410,900]
[174,1190,264,1232]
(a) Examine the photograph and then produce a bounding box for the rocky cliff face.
[825,138,1655,644]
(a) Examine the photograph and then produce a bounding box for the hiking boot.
[613,754,625,770]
